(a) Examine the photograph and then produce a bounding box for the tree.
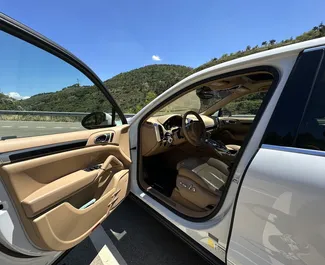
[246,45,251,51]
[313,26,319,31]
[262,41,267,46]
[269,39,276,45]
[144,91,157,105]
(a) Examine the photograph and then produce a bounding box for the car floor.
[143,155,178,197]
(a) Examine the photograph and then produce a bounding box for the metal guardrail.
[0,110,136,118]
[0,110,89,117]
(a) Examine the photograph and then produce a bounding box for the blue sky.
[0,0,324,99]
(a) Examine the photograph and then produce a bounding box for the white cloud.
[152,55,161,61]
[6,92,30,100]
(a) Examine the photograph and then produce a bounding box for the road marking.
[230,249,259,265]
[36,126,46,129]
[89,225,127,265]
[18,126,28,128]
[2,126,12,128]
[69,127,81,129]
[53,127,63,129]
[231,241,272,265]
[242,185,277,199]
[110,229,127,241]
[90,245,118,265]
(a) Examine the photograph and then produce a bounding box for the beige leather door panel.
[213,117,254,145]
[0,125,131,251]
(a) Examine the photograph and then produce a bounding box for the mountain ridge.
[1,23,324,115]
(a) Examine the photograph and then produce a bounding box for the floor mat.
[151,169,178,197]
[144,156,178,197]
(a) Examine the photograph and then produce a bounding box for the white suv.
[0,13,325,265]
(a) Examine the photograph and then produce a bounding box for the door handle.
[101,155,124,171]
[227,120,237,124]
[94,133,112,144]
[96,155,124,184]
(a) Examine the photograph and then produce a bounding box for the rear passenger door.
[0,13,130,263]
[212,92,266,146]
[228,47,325,264]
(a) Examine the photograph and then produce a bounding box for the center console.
[205,138,237,165]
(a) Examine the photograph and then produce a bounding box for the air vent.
[158,125,164,140]
[153,123,162,142]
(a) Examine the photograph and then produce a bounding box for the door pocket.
[31,169,129,251]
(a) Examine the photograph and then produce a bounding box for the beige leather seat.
[172,157,229,211]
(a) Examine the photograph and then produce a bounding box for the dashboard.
[141,114,217,156]
[163,115,182,130]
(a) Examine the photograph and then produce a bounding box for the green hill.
[0,93,22,110]
[20,84,112,113]
[1,23,324,118]
[18,64,191,114]
[191,23,325,73]
[105,64,192,112]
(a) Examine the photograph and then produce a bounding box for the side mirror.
[196,86,214,100]
[81,112,113,129]
[219,109,232,117]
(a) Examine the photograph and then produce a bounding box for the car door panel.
[0,125,130,251]
[213,117,254,145]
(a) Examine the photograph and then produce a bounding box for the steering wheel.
[182,111,207,146]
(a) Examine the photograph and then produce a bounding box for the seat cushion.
[177,157,229,193]
[174,157,229,209]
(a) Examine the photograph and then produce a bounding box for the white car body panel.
[127,37,325,260]
[0,23,324,264]
[0,182,60,255]
[228,146,325,265]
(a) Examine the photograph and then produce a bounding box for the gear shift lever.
[205,136,229,153]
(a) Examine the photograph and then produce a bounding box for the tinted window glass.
[0,30,118,138]
[221,91,267,117]
[263,50,323,147]
[295,56,325,151]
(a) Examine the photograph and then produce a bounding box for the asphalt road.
[0,120,84,138]
[0,120,129,138]
[57,198,209,265]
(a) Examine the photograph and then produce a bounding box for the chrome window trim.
[304,45,325,53]
[262,144,325,157]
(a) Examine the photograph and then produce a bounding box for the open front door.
[0,126,131,251]
[0,13,130,256]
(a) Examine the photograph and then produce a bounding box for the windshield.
[153,88,234,116]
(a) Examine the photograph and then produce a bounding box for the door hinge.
[130,146,137,150]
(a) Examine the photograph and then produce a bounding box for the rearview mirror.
[196,86,214,100]
[81,112,113,129]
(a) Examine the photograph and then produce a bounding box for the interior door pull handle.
[96,155,124,180]
[227,120,237,124]
[100,155,124,171]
